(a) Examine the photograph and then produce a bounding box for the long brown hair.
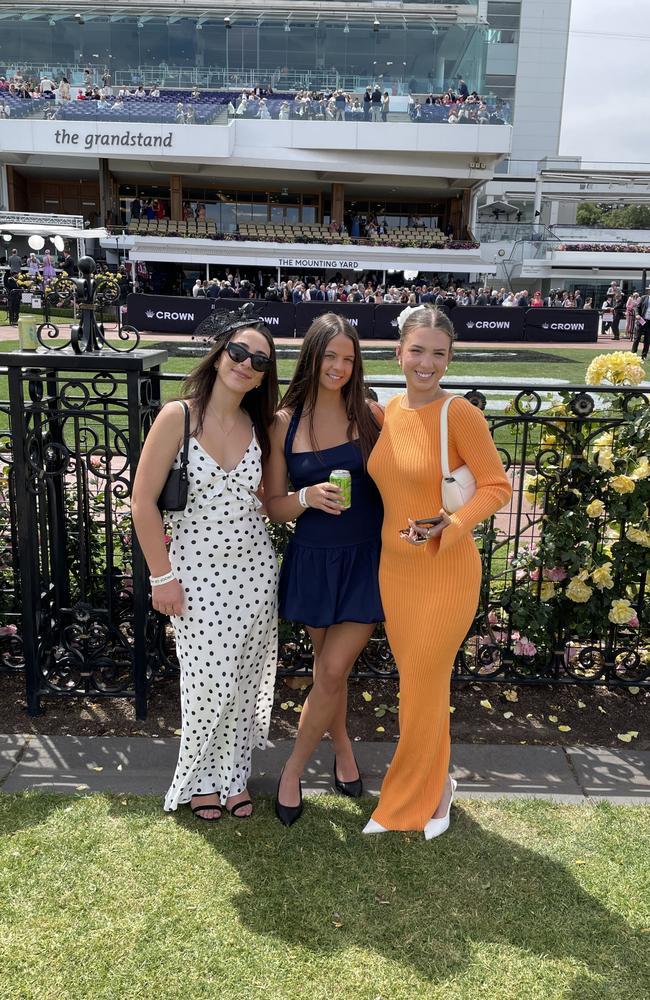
[182,324,278,460]
[280,313,379,463]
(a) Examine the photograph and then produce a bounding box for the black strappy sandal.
[190,799,222,822]
[226,799,253,819]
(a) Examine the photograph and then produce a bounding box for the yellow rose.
[523,474,539,506]
[609,475,636,494]
[541,433,557,447]
[586,499,605,517]
[586,351,645,386]
[566,578,593,603]
[593,432,614,449]
[627,527,650,548]
[631,458,650,480]
[596,448,615,472]
[592,563,614,591]
[608,598,635,625]
[624,363,646,384]
[540,582,555,601]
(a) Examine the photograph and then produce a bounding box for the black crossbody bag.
[157,401,190,512]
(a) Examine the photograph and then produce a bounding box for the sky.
[559,0,646,165]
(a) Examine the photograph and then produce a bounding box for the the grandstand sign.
[54,127,173,152]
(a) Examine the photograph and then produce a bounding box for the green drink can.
[330,469,352,510]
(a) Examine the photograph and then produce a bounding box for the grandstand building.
[1,0,649,298]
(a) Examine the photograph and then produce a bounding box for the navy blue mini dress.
[278,406,384,628]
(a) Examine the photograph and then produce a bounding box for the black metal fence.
[0,365,647,717]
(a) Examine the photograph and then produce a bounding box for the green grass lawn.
[0,793,648,1000]
[149,346,617,387]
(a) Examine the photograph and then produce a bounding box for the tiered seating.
[237,222,332,242]
[126,219,217,238]
[115,220,477,249]
[390,226,449,247]
[236,223,454,248]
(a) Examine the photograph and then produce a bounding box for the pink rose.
[515,569,526,581]
[514,636,537,656]
[529,568,541,581]
[487,610,499,625]
[0,624,17,636]
[164,534,172,545]
[627,616,640,628]
[544,566,568,582]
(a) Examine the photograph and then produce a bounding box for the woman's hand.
[151,578,185,616]
[401,509,452,545]
[305,482,344,515]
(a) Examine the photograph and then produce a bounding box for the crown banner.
[452,305,525,342]
[126,293,214,334]
[373,301,451,340]
[295,301,374,338]
[210,298,295,337]
[524,308,599,343]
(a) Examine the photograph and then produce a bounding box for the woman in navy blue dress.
[265,313,383,825]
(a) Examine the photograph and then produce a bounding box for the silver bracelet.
[150,570,176,587]
[298,487,310,509]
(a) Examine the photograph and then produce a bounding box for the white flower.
[396,305,426,332]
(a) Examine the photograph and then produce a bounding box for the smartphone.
[399,516,443,539]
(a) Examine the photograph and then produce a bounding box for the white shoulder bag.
[440,396,477,513]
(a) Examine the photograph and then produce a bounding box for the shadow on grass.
[2,792,644,996]
[165,796,646,998]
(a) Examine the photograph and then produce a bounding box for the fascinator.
[396,304,426,332]
[194,300,268,342]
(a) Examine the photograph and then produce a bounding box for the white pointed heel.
[362,818,389,835]
[423,777,457,841]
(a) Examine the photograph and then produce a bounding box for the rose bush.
[499,354,649,675]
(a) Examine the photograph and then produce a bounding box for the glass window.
[0,14,508,100]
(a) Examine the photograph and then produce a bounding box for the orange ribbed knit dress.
[367,393,512,831]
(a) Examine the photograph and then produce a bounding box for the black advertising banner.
[295,301,374,339]
[372,303,404,340]
[372,302,451,340]
[451,306,525,342]
[524,308,599,343]
[126,293,213,335]
[211,298,295,338]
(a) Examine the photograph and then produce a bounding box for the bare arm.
[263,410,343,522]
[132,401,186,614]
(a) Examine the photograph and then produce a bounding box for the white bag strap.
[440,395,454,479]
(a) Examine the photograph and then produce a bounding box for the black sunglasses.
[226,340,272,373]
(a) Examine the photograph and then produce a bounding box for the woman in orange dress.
[364,306,511,839]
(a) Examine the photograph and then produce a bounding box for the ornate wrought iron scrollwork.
[36,257,141,355]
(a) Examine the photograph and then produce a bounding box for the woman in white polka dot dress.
[133,313,279,821]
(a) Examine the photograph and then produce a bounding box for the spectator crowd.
[187,273,589,309]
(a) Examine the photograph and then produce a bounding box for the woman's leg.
[307,626,359,781]
[278,621,376,806]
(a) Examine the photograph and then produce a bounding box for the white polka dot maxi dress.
[163,429,278,812]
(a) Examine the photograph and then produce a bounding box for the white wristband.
[298,487,310,508]
[150,570,176,587]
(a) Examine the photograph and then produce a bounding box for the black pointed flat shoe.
[275,770,304,827]
[333,756,363,799]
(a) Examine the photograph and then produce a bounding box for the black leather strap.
[178,401,190,481]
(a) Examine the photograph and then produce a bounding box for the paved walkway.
[1,735,648,804]
[0,321,634,352]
